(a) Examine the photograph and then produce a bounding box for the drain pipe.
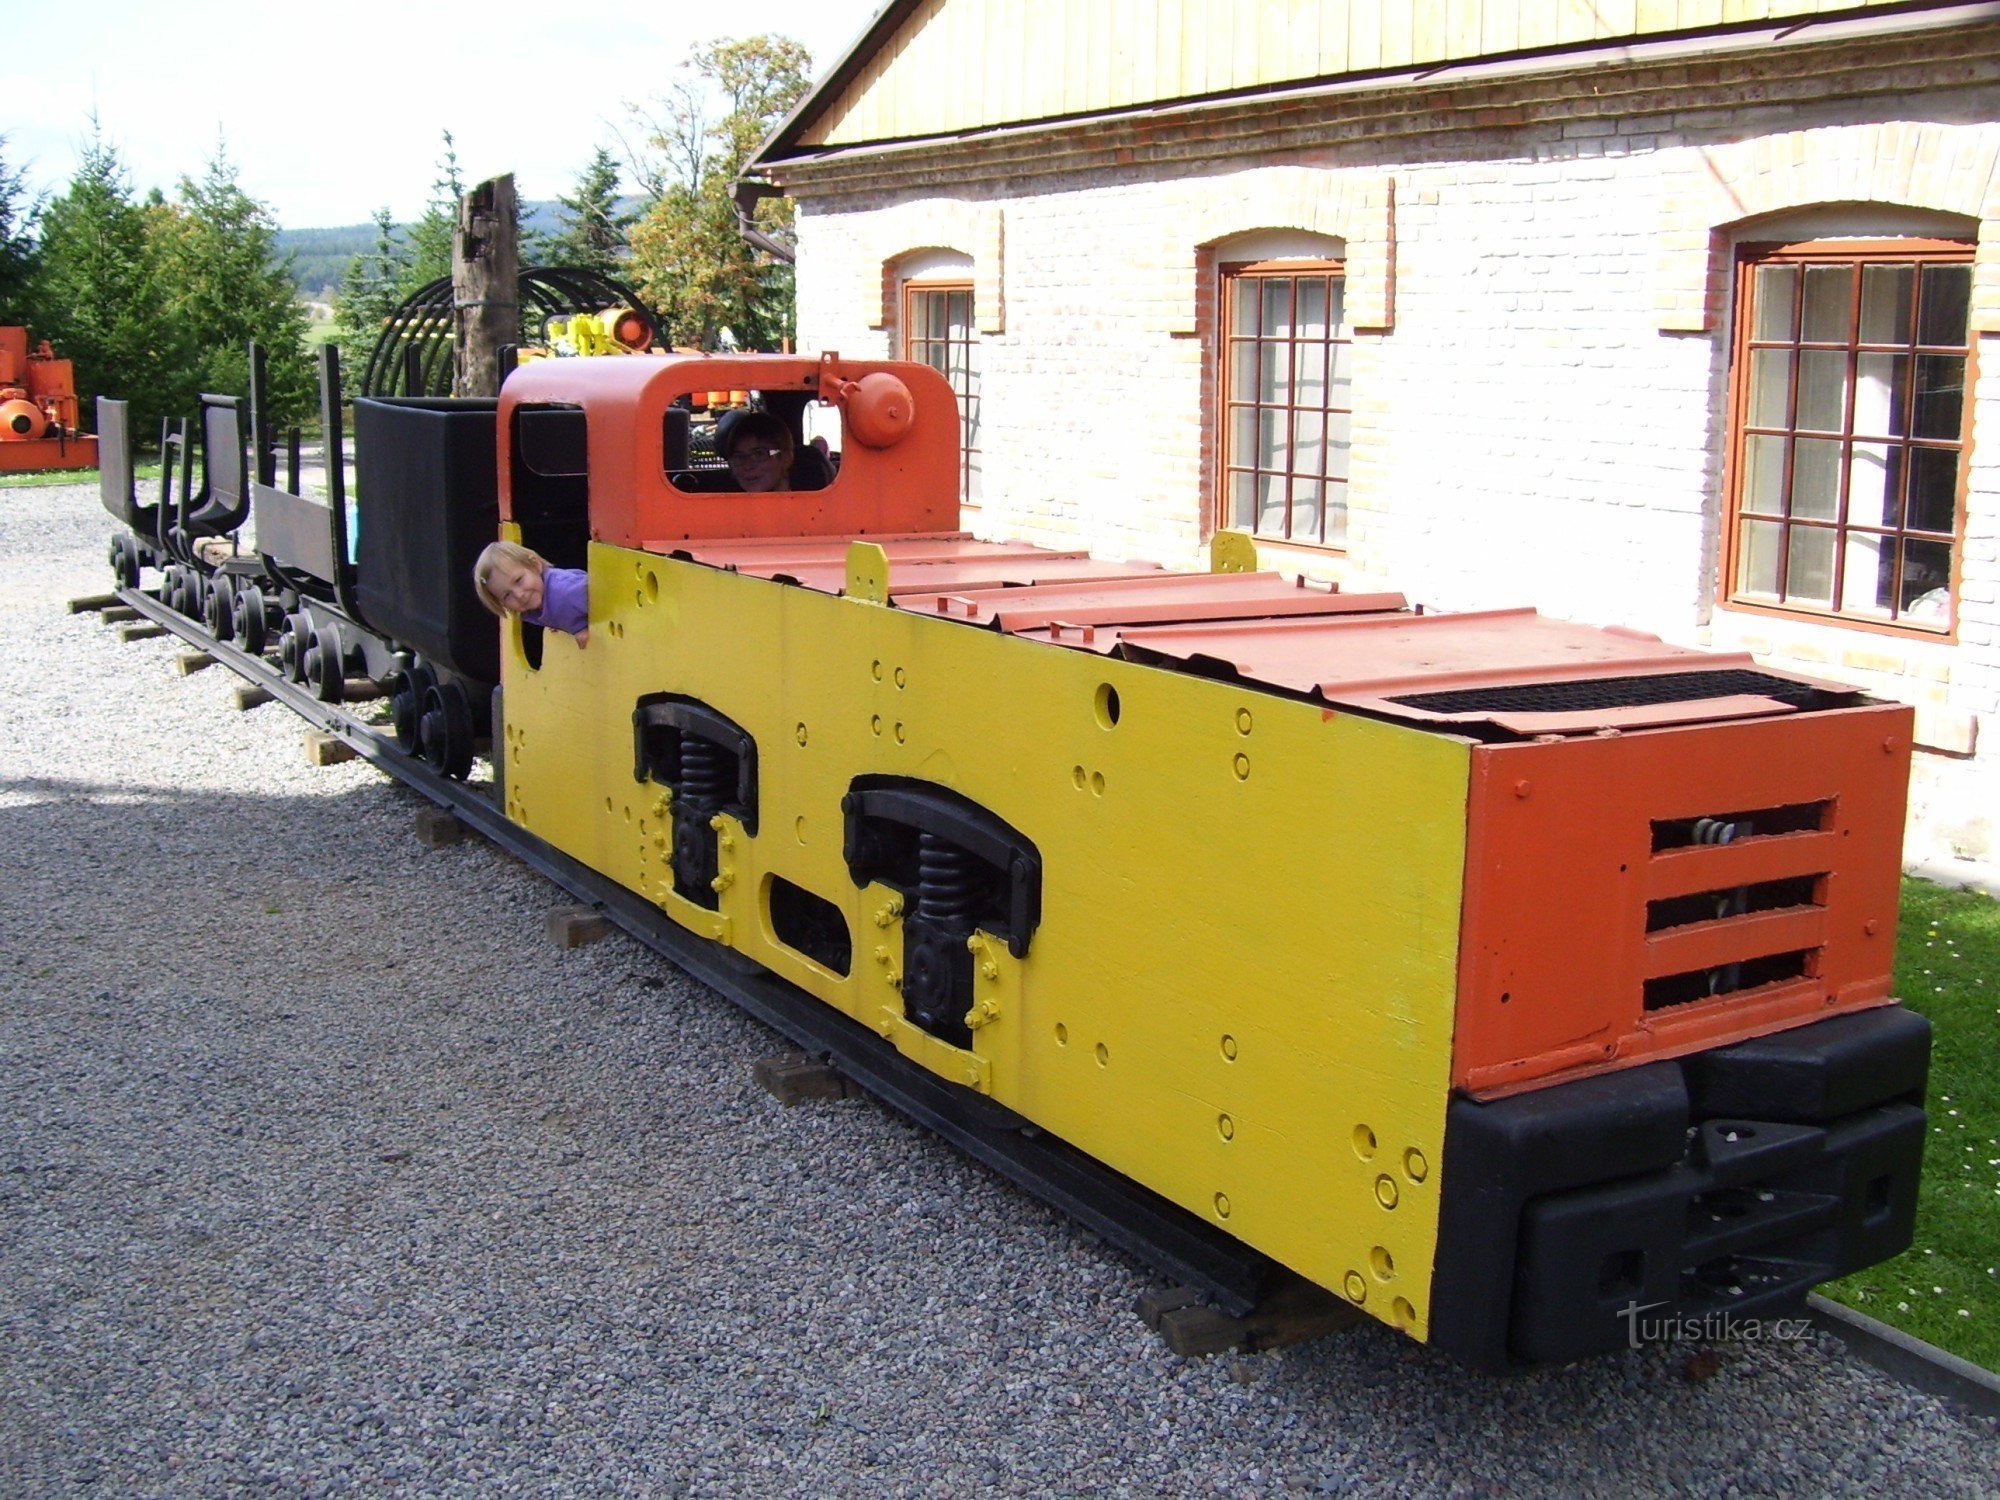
[732,178,796,264]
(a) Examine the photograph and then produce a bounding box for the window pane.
[1748,349,1792,428]
[1260,279,1291,338]
[1258,471,1287,534]
[1791,437,1842,520]
[1741,433,1787,513]
[1901,538,1953,621]
[1296,277,1327,340]
[1294,339,1326,407]
[1230,340,1257,402]
[1906,446,1959,534]
[1912,354,1965,440]
[1331,337,1353,395]
[1801,265,1852,343]
[1837,530,1892,616]
[1326,407,1352,482]
[1260,340,1289,404]
[1786,525,1836,606]
[1738,518,1782,597]
[1846,441,1897,528]
[1230,405,1256,468]
[1230,281,1257,337]
[1851,352,1905,438]
[1229,469,1256,530]
[1753,265,1798,342]
[1918,264,1972,347]
[1257,407,1285,470]
[1324,481,1349,548]
[1292,410,1325,475]
[1291,477,1324,545]
[1859,264,1913,345]
[1795,350,1848,432]
[1901,537,1953,615]
[949,291,971,334]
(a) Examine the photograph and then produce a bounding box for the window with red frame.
[1219,261,1352,548]
[1724,241,1973,631]
[902,282,981,509]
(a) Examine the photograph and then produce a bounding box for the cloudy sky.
[4,0,884,229]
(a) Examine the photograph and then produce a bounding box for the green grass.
[0,461,163,489]
[1821,876,2000,1372]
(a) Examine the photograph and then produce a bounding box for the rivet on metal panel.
[964,996,1000,1030]
[710,870,734,893]
[795,722,808,746]
[894,666,907,689]
[1883,736,1900,753]
[1371,1247,1395,1282]
[893,722,907,745]
[1514,779,1532,798]
[1233,754,1251,782]
[871,715,883,736]
[1217,1113,1235,1141]
[1865,919,1879,935]
[1344,1272,1367,1304]
[1213,1192,1232,1219]
[874,896,904,928]
[1054,1022,1069,1045]
[1352,1124,1376,1159]
[1402,1147,1428,1182]
[1094,1042,1110,1067]
[1090,772,1106,796]
[1235,708,1253,735]
[1375,1175,1400,1210]
[1220,1034,1238,1061]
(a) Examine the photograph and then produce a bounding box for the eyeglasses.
[727,445,789,464]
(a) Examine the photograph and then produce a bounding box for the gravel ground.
[3,478,1996,1499]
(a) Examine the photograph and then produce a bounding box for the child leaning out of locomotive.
[474,541,591,646]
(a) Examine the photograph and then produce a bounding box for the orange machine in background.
[0,327,99,473]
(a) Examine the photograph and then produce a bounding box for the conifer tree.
[159,142,313,422]
[330,207,410,384]
[0,134,41,326]
[32,125,186,440]
[542,147,631,275]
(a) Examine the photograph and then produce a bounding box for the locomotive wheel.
[307,626,347,704]
[203,575,235,640]
[419,679,475,780]
[278,612,312,683]
[391,663,437,753]
[232,584,269,656]
[162,564,184,614]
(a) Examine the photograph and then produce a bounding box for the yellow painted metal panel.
[501,538,1472,1341]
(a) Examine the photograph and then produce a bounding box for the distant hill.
[273,198,631,301]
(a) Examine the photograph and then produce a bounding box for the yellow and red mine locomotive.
[103,344,1929,1370]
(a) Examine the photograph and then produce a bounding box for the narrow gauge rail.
[93,347,1932,1372]
[105,580,1285,1318]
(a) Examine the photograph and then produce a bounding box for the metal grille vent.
[1388,669,1822,717]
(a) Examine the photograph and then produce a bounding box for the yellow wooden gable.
[779,0,1936,154]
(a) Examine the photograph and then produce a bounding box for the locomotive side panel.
[499,537,1476,1341]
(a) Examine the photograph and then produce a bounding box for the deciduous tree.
[626,36,810,350]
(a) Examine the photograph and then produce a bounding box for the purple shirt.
[524,566,589,637]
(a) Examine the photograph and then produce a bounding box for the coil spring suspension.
[678,735,732,810]
[915,833,982,929]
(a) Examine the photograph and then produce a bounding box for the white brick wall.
[785,69,2000,871]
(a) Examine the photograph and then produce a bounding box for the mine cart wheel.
[391,663,437,754]
[420,679,475,780]
[162,565,186,616]
[278,612,312,683]
[307,625,347,704]
[109,535,140,591]
[175,570,204,622]
[203,575,234,640]
[231,584,268,656]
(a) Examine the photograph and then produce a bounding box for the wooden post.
[453,174,519,398]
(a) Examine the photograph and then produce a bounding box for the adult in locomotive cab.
[474,540,590,647]
[718,408,835,493]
